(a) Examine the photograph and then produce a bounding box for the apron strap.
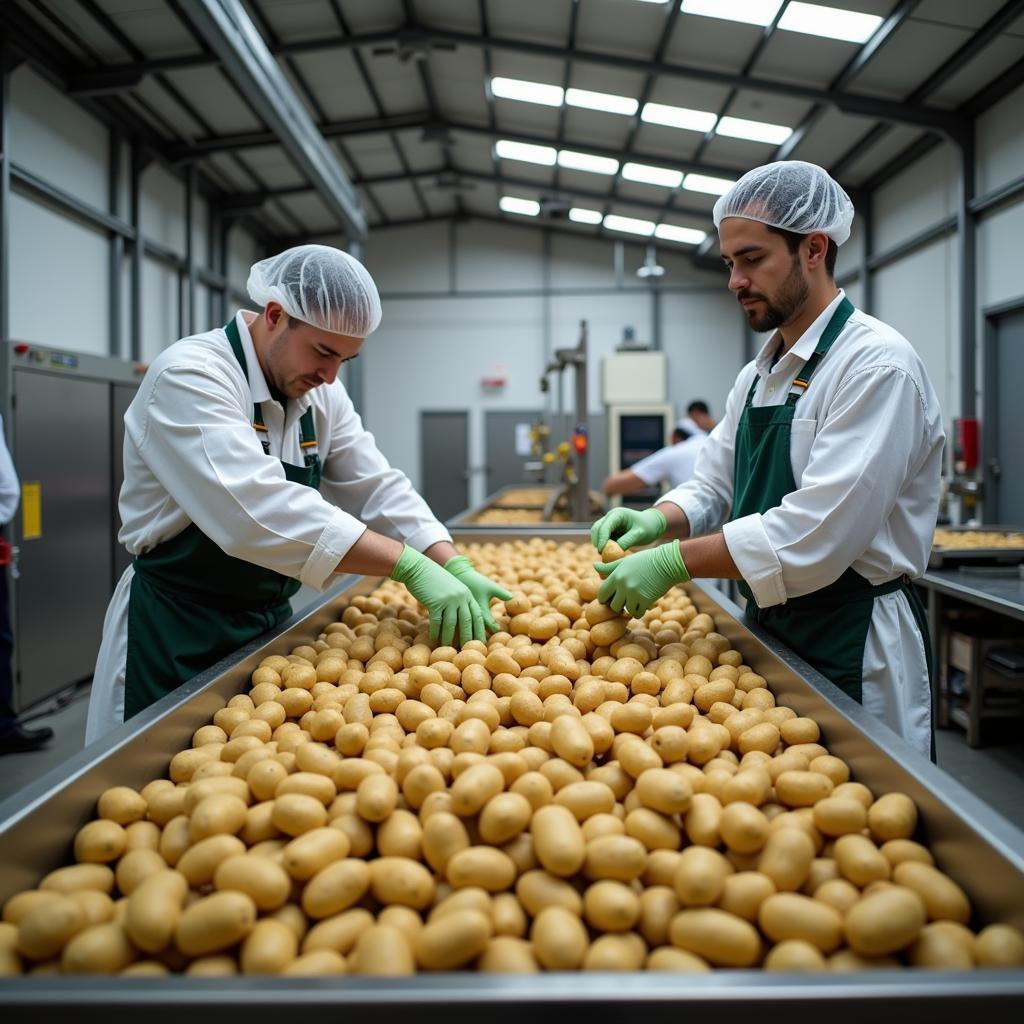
[742,295,856,410]
[223,316,318,460]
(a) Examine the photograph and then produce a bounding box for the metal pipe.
[573,320,588,523]
[958,125,977,419]
[184,163,196,336]
[0,53,10,343]
[129,141,144,362]
[107,132,123,357]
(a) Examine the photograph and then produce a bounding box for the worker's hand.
[444,555,514,634]
[390,545,485,647]
[591,506,667,553]
[594,542,691,619]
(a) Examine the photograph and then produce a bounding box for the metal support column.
[542,229,552,414]
[0,49,10,343]
[345,239,364,412]
[184,163,196,336]
[129,142,145,361]
[108,133,123,357]
[861,188,875,315]
[206,202,217,330]
[572,321,589,523]
[958,126,977,418]
[651,286,662,351]
[216,216,230,326]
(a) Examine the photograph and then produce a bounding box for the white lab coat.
[0,414,18,526]
[86,312,450,744]
[630,432,708,489]
[663,291,945,756]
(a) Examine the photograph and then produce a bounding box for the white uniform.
[0,415,18,526]
[86,312,450,744]
[663,291,944,756]
[631,432,708,489]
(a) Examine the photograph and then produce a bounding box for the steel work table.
[916,569,1024,746]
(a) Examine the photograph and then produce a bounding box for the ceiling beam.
[174,0,367,239]
[263,166,716,222]
[68,22,968,135]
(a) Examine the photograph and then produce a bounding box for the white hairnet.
[713,161,855,246]
[247,244,382,337]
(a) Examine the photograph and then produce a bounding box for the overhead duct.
[176,0,367,241]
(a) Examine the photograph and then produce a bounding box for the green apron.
[731,297,933,719]
[123,319,322,720]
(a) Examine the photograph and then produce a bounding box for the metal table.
[917,569,1024,746]
[1,530,1023,1019]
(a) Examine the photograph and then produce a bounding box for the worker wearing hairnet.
[591,162,944,758]
[86,245,510,744]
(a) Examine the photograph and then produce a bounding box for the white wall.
[5,64,265,360]
[362,220,742,500]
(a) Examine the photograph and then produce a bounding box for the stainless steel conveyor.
[0,530,1022,1020]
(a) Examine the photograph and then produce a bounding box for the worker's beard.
[740,255,809,333]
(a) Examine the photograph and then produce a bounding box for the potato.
[350,925,416,975]
[646,946,711,972]
[39,864,114,896]
[415,909,492,969]
[867,792,918,842]
[447,847,517,893]
[975,924,1024,967]
[758,827,815,892]
[369,856,436,909]
[478,936,539,973]
[124,869,188,954]
[301,908,374,955]
[240,919,298,974]
[635,769,693,816]
[674,847,731,907]
[17,895,87,960]
[214,854,291,911]
[891,861,970,924]
[584,880,641,932]
[531,804,586,877]
[718,872,776,923]
[583,932,646,971]
[302,859,372,919]
[758,893,842,952]
[175,892,256,957]
[834,834,891,888]
[61,922,136,974]
[668,908,761,967]
[531,906,589,969]
[282,949,348,975]
[97,787,147,825]
[763,939,827,972]
[843,886,926,956]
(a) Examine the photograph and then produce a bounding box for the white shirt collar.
[233,311,313,418]
[754,289,847,374]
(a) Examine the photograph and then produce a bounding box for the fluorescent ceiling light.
[634,1,670,5]
[683,172,736,195]
[716,115,792,145]
[778,2,883,43]
[622,162,684,188]
[490,77,564,107]
[681,0,783,28]
[558,150,620,175]
[655,223,708,245]
[569,207,603,224]
[499,196,540,217]
[604,214,656,236]
[565,88,639,116]
[495,139,557,166]
[641,102,717,133]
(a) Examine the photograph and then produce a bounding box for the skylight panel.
[498,197,540,216]
[495,140,557,166]
[622,162,684,188]
[490,77,564,107]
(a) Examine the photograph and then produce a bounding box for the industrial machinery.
[1,529,1022,1016]
[537,320,603,524]
[0,340,142,712]
[602,342,673,507]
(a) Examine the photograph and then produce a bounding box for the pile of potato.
[3,538,1023,977]
[493,488,554,508]
[469,509,571,525]
[932,529,1024,550]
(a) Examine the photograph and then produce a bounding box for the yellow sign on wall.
[21,482,41,540]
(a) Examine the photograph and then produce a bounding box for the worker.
[85,245,510,745]
[590,161,943,758]
[602,402,717,497]
[0,415,54,754]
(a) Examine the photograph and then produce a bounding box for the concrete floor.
[2,687,1023,831]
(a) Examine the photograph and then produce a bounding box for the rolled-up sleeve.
[722,364,930,607]
[660,369,750,536]
[319,387,451,554]
[134,362,369,591]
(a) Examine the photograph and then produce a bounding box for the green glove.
[390,545,484,647]
[444,555,514,634]
[591,506,668,553]
[594,542,691,619]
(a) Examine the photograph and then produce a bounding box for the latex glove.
[444,555,514,633]
[591,506,667,554]
[594,542,691,619]
[391,545,484,647]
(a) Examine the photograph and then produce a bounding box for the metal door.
[12,371,113,709]
[484,410,544,494]
[420,411,469,523]
[111,383,138,586]
[985,308,1024,523]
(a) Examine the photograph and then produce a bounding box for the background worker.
[590,161,944,758]
[602,401,716,497]
[86,245,509,744]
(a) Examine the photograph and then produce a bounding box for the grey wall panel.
[420,410,469,524]
[111,383,137,587]
[12,371,112,709]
